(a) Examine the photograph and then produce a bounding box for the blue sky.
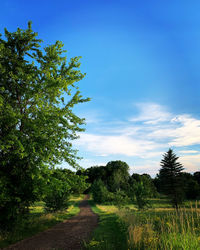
[1,0,200,176]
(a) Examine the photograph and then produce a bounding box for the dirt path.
[5,195,98,250]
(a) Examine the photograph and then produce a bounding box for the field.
[1,196,200,249]
[0,195,83,248]
[86,198,200,250]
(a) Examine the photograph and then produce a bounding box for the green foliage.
[180,172,200,200]
[52,168,89,195]
[130,173,158,199]
[105,161,130,192]
[69,171,90,195]
[43,176,70,212]
[140,174,158,198]
[0,22,89,231]
[88,161,159,208]
[113,190,130,208]
[43,168,89,212]
[194,171,200,185]
[85,161,130,194]
[158,149,184,209]
[91,179,109,203]
[91,179,130,207]
[134,181,149,210]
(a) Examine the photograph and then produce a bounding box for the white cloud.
[78,158,106,168]
[179,154,200,173]
[179,150,199,154]
[129,161,160,176]
[75,133,160,157]
[75,102,200,173]
[130,103,172,124]
[170,115,200,146]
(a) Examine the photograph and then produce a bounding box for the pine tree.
[159,149,184,209]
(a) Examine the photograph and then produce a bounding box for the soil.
[5,195,98,250]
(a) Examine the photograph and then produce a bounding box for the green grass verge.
[84,200,128,250]
[0,195,84,248]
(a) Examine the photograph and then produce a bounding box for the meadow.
[87,198,200,250]
[1,195,200,249]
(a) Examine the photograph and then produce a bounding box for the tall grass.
[117,201,200,249]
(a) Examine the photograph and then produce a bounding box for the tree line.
[78,150,200,209]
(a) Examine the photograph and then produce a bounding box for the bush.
[43,178,70,212]
[91,180,130,207]
[91,179,108,203]
[113,190,130,208]
[134,181,149,209]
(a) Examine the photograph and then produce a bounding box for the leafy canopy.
[0,21,90,168]
[0,22,89,229]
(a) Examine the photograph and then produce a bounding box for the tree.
[130,173,158,198]
[91,179,109,203]
[0,22,89,230]
[193,171,200,185]
[180,172,200,200]
[134,181,149,209]
[158,149,184,209]
[106,160,130,192]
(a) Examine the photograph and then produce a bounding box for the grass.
[118,204,200,249]
[84,200,128,250]
[86,198,200,250]
[0,194,84,248]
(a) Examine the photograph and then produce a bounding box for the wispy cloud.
[129,161,160,176]
[76,134,161,157]
[76,102,200,173]
[179,150,199,154]
[170,115,200,146]
[129,103,172,124]
[180,154,200,172]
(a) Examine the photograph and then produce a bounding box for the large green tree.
[0,22,89,229]
[158,149,184,209]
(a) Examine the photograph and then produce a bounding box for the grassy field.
[87,198,200,250]
[2,196,200,249]
[0,195,84,248]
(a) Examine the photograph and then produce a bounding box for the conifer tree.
[159,149,184,209]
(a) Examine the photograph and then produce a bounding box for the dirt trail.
[5,195,98,250]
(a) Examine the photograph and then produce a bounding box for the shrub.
[134,182,149,210]
[113,190,130,208]
[43,178,70,212]
[91,179,109,203]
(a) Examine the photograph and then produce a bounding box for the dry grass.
[117,201,200,249]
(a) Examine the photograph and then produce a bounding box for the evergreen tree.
[159,149,184,209]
